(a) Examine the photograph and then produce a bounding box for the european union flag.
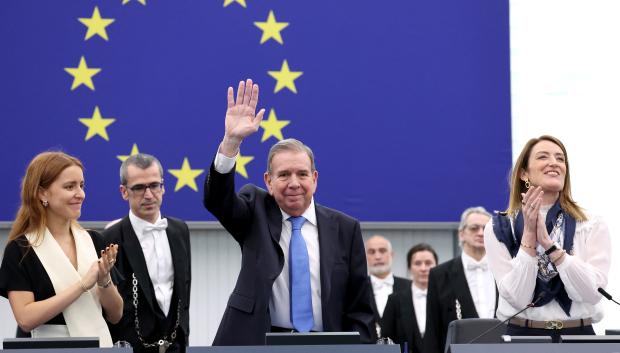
[0,0,511,222]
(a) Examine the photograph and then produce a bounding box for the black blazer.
[102,216,191,352]
[369,275,411,333]
[203,162,374,346]
[381,287,424,353]
[423,256,497,353]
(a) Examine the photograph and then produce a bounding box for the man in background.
[104,154,191,353]
[365,235,411,337]
[424,207,495,353]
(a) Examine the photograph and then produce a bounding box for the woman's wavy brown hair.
[506,135,586,221]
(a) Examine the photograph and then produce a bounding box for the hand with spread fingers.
[98,244,118,287]
[220,78,266,157]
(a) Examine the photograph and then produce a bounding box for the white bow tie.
[143,218,168,233]
[414,290,427,299]
[374,281,393,290]
[467,262,488,271]
[372,276,394,290]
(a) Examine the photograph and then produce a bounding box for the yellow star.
[117,144,140,162]
[78,106,116,141]
[168,158,205,192]
[78,7,115,41]
[64,56,101,91]
[267,60,303,94]
[235,153,254,179]
[259,109,290,142]
[254,10,289,45]
[122,0,147,5]
[223,0,246,8]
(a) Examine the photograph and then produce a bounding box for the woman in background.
[382,243,438,353]
[484,135,611,342]
[0,152,123,346]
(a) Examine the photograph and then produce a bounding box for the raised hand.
[221,79,266,157]
[535,213,553,250]
[97,244,118,286]
[520,186,543,253]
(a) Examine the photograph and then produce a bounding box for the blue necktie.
[288,216,313,332]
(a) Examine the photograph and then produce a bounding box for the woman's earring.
[524,180,531,189]
[42,200,49,207]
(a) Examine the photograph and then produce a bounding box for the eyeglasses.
[464,224,485,232]
[126,181,163,195]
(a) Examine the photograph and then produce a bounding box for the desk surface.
[451,343,620,353]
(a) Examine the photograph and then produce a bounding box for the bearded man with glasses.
[103,153,191,353]
[423,207,497,353]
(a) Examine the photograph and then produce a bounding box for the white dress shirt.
[370,273,395,317]
[129,211,174,316]
[411,284,427,336]
[461,252,496,319]
[484,207,611,322]
[215,151,323,331]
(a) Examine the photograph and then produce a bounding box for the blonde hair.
[9,152,84,246]
[506,135,586,221]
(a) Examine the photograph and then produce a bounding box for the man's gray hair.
[266,138,316,174]
[458,206,491,231]
[120,153,163,185]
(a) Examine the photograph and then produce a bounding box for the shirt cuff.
[555,252,573,271]
[516,248,538,264]
[214,151,237,174]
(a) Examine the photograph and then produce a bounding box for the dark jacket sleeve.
[203,161,253,244]
[381,293,398,342]
[343,221,376,343]
[423,269,443,353]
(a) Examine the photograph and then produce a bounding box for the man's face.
[121,164,164,223]
[365,236,393,278]
[264,150,317,217]
[458,212,490,254]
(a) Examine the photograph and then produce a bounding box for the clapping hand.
[520,186,543,252]
[97,244,118,286]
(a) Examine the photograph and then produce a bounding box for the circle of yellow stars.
[64,0,303,191]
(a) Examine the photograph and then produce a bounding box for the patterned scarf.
[492,201,576,316]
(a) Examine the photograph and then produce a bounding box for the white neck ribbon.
[26,227,112,347]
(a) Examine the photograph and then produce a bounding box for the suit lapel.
[399,289,416,349]
[393,276,411,292]
[316,204,338,310]
[265,196,283,245]
[165,218,188,307]
[450,256,479,318]
[121,217,157,312]
[368,277,380,322]
[395,288,424,352]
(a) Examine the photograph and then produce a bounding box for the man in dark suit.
[365,235,411,337]
[103,154,191,353]
[203,79,374,346]
[423,207,495,353]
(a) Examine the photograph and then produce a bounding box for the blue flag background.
[0,0,511,222]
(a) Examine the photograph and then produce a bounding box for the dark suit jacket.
[423,256,497,353]
[203,163,374,346]
[103,216,191,352]
[381,288,423,353]
[369,275,411,333]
